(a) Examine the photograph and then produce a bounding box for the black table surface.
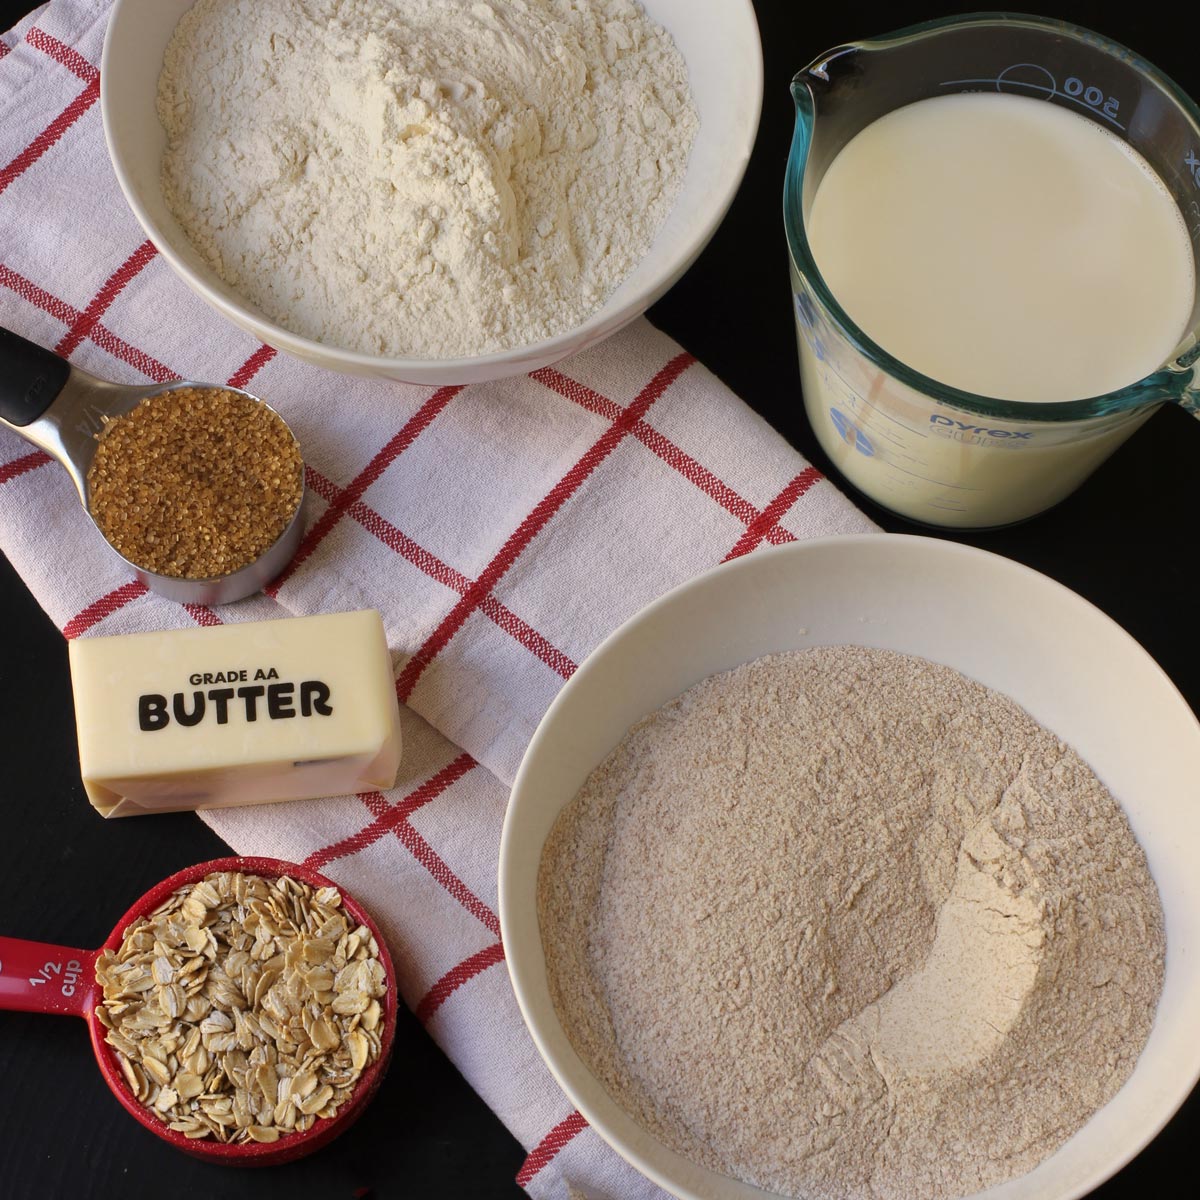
[1,1,1196,1197]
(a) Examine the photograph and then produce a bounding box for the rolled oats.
[95,871,387,1143]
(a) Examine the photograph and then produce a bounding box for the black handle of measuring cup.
[0,326,71,427]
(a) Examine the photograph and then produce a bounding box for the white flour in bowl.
[157,0,698,358]
[539,646,1165,1200]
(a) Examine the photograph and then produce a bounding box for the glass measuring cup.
[784,13,1200,528]
[0,327,305,603]
[0,856,397,1165]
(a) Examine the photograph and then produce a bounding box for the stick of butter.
[68,609,402,817]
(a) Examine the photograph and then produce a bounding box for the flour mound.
[539,646,1165,1200]
[157,0,698,359]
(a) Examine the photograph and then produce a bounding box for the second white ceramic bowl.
[500,533,1200,1200]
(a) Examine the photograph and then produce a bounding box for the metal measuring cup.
[0,326,305,605]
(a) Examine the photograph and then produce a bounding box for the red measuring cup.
[0,855,397,1166]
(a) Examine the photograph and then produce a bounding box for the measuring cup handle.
[0,936,97,1018]
[0,326,71,428]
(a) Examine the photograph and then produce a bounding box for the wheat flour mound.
[157,0,698,359]
[539,646,1165,1200]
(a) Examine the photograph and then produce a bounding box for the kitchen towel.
[0,3,877,1196]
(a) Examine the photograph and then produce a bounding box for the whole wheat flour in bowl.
[538,645,1165,1200]
[156,0,699,359]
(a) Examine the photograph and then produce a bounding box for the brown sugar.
[87,386,303,580]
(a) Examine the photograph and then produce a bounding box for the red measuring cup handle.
[0,937,97,1018]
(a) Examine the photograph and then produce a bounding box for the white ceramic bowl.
[499,534,1200,1200]
[100,0,762,386]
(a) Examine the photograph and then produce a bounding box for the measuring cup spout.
[790,43,856,129]
[790,73,814,117]
[789,50,849,218]
[796,44,858,89]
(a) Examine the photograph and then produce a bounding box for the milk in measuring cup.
[797,92,1195,525]
[809,93,1192,401]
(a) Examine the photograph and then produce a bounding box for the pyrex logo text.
[930,415,1033,439]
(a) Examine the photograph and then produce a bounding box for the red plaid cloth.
[0,3,877,1194]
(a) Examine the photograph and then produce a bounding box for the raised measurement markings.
[939,64,1124,129]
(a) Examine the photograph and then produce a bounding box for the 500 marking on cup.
[28,957,84,996]
[940,64,1123,129]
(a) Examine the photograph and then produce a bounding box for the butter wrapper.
[68,610,402,817]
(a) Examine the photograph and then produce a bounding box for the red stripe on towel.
[396,353,692,701]
[516,1112,589,1187]
[61,580,148,639]
[415,942,505,1024]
